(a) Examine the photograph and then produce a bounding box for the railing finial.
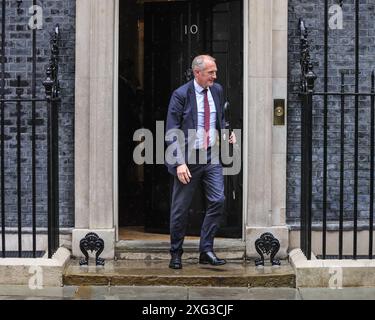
[43,25,60,99]
[299,19,317,94]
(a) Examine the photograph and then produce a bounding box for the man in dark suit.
[165,55,236,269]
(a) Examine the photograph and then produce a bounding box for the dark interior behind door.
[144,0,243,237]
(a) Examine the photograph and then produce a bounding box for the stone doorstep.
[0,247,71,287]
[115,239,246,261]
[63,260,296,288]
[289,248,375,288]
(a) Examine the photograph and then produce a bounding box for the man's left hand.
[229,132,237,144]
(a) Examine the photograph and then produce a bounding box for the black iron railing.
[44,26,61,259]
[299,0,375,260]
[0,0,60,258]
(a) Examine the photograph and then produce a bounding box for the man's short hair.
[192,55,216,72]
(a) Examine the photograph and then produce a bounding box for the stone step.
[63,260,296,288]
[115,239,246,260]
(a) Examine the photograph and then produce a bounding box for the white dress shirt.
[194,80,217,149]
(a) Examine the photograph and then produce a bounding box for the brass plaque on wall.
[274,99,285,126]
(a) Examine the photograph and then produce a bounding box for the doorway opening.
[118,0,244,241]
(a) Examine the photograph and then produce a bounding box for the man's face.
[194,60,217,88]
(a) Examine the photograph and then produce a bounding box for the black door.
[144,0,243,238]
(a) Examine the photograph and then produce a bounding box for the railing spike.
[299,19,317,94]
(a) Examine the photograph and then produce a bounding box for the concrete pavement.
[0,285,375,300]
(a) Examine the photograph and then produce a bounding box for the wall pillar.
[73,0,117,259]
[246,0,289,258]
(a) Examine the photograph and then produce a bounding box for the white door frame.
[114,0,120,241]
[242,0,249,240]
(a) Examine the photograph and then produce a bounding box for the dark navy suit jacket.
[165,80,226,176]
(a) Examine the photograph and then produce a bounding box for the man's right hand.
[177,164,192,185]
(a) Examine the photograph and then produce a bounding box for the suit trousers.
[170,150,225,254]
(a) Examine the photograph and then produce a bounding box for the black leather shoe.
[199,251,226,266]
[169,253,183,270]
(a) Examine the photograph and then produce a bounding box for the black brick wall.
[288,0,375,226]
[4,0,374,231]
[0,0,75,228]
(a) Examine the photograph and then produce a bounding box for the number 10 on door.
[185,25,199,35]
